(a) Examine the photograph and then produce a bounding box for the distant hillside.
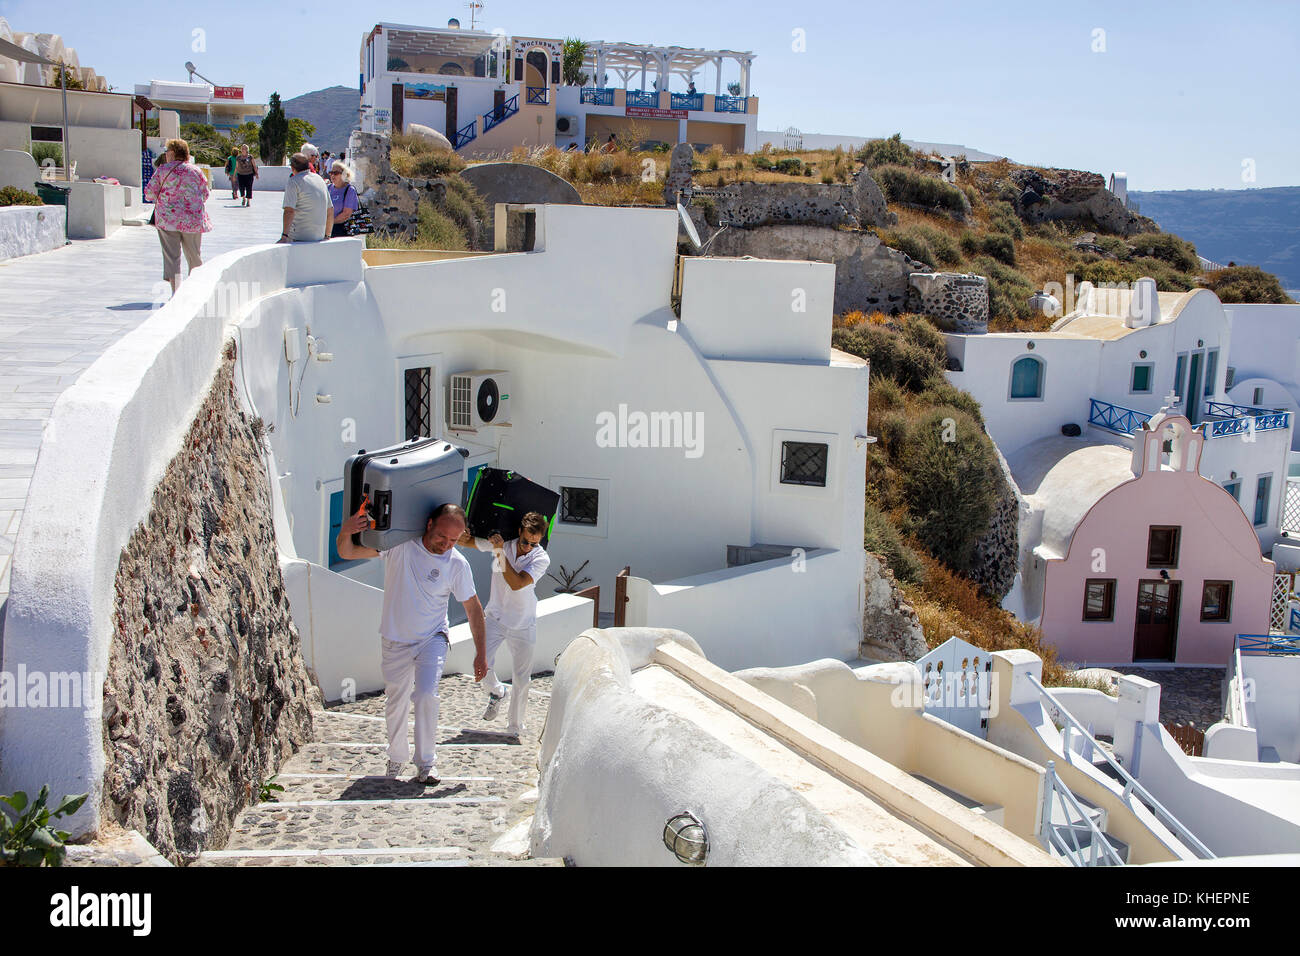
[284,86,359,156]
[1131,186,1300,290]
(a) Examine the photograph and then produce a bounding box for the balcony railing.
[526,85,549,105]
[482,93,519,133]
[1203,411,1289,440]
[1205,400,1279,418]
[580,87,615,105]
[1236,634,1300,656]
[451,119,477,149]
[1088,398,1149,436]
[714,94,748,113]
[626,91,658,108]
[670,92,704,111]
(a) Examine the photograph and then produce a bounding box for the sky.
[2,0,1296,190]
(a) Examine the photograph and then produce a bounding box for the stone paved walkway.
[1110,666,1226,729]
[191,673,560,867]
[0,193,284,606]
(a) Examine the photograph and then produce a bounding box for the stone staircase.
[193,673,561,867]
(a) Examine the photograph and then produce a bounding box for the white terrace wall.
[0,239,362,836]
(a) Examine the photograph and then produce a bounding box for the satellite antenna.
[676,202,702,253]
[467,0,483,29]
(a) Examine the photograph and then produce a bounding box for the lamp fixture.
[663,812,708,865]
[1160,569,1170,580]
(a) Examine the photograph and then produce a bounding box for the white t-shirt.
[477,537,550,630]
[378,537,477,643]
[282,170,329,241]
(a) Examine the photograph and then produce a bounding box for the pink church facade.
[1041,414,1274,666]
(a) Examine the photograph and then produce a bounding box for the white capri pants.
[482,615,536,733]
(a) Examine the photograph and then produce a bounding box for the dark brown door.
[1134,580,1180,661]
[445,86,458,141]
[391,83,404,135]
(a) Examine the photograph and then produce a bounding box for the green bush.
[864,500,925,585]
[410,149,467,177]
[1202,266,1294,304]
[832,323,945,392]
[0,186,42,207]
[878,409,910,458]
[886,224,963,269]
[856,133,917,169]
[774,157,803,175]
[31,142,63,166]
[919,379,986,427]
[1127,232,1199,273]
[1,786,87,867]
[1094,235,1131,259]
[899,407,1001,573]
[988,200,1024,239]
[874,164,969,219]
[415,201,468,250]
[1072,257,1195,292]
[970,255,1034,322]
[751,154,774,170]
[981,232,1016,266]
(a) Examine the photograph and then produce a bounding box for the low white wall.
[1203,721,1258,761]
[0,204,64,259]
[624,548,862,671]
[209,165,290,192]
[531,627,881,866]
[1242,654,1300,763]
[1047,687,1116,738]
[0,238,365,837]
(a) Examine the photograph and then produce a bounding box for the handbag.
[148,166,179,227]
[344,185,374,236]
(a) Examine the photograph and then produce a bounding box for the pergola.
[583,42,754,96]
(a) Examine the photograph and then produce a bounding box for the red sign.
[213,86,244,100]
[626,106,687,120]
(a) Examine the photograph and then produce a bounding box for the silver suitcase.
[343,437,468,551]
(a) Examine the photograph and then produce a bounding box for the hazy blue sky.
[3,0,1296,190]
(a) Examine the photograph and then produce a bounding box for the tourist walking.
[325,160,359,238]
[140,131,155,196]
[336,504,488,784]
[457,513,550,741]
[278,152,332,242]
[144,138,211,293]
[234,145,258,206]
[225,148,238,200]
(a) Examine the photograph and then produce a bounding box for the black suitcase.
[465,467,560,546]
[343,437,468,551]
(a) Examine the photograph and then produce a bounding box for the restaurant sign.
[213,86,244,100]
[626,106,687,120]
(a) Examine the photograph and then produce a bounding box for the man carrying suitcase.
[457,512,551,741]
[337,503,488,784]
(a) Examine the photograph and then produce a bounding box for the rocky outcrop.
[861,552,928,662]
[101,346,317,865]
[1010,166,1155,237]
[967,447,1023,602]
[706,223,927,314]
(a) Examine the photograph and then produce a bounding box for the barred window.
[780,441,828,487]
[404,367,431,441]
[560,486,599,525]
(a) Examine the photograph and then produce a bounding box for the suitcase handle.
[356,493,376,530]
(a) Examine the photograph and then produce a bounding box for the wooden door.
[445,86,458,141]
[1133,580,1180,661]
[391,83,404,135]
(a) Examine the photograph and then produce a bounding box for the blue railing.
[714,94,748,113]
[1204,412,1289,440]
[526,85,549,105]
[1236,634,1300,656]
[670,92,704,111]
[580,87,615,105]
[451,119,477,149]
[626,91,659,108]
[1205,401,1277,418]
[482,94,519,133]
[1088,398,1150,436]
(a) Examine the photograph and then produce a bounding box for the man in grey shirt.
[278,153,333,243]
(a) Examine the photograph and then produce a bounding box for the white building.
[359,21,758,155]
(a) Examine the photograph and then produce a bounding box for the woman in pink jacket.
[144,138,213,292]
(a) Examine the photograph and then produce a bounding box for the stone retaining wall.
[909,272,989,333]
[101,346,317,864]
[861,552,928,662]
[0,204,65,261]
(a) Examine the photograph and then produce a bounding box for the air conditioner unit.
[449,370,511,430]
[556,115,580,136]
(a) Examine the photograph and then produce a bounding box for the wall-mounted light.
[663,812,708,865]
[1160,569,1170,580]
[1139,350,1147,358]
[1027,341,1035,351]
[1198,339,1204,348]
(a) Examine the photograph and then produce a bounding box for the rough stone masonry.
[101,344,317,864]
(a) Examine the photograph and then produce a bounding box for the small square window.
[1082,579,1116,621]
[1253,387,1264,406]
[1131,363,1153,394]
[559,486,599,525]
[1201,581,1232,622]
[780,441,828,487]
[1147,526,1180,568]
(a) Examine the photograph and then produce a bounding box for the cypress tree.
[259,92,289,165]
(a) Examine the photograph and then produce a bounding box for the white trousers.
[381,633,448,767]
[482,616,536,733]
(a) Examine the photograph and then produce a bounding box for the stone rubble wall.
[1010,166,1155,237]
[908,272,990,333]
[101,345,318,865]
[966,444,1023,602]
[860,552,929,662]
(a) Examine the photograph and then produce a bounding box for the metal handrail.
[1228,644,1250,728]
[1204,400,1281,418]
[1040,761,1126,866]
[626,91,658,108]
[714,94,747,113]
[1028,674,1215,858]
[452,120,477,149]
[482,94,519,133]
[1088,398,1150,436]
[526,85,548,105]
[1236,633,1300,655]
[1204,411,1289,440]
[580,87,615,105]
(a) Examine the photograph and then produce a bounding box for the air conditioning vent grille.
[450,375,473,429]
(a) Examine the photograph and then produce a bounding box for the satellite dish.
[677,202,702,252]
